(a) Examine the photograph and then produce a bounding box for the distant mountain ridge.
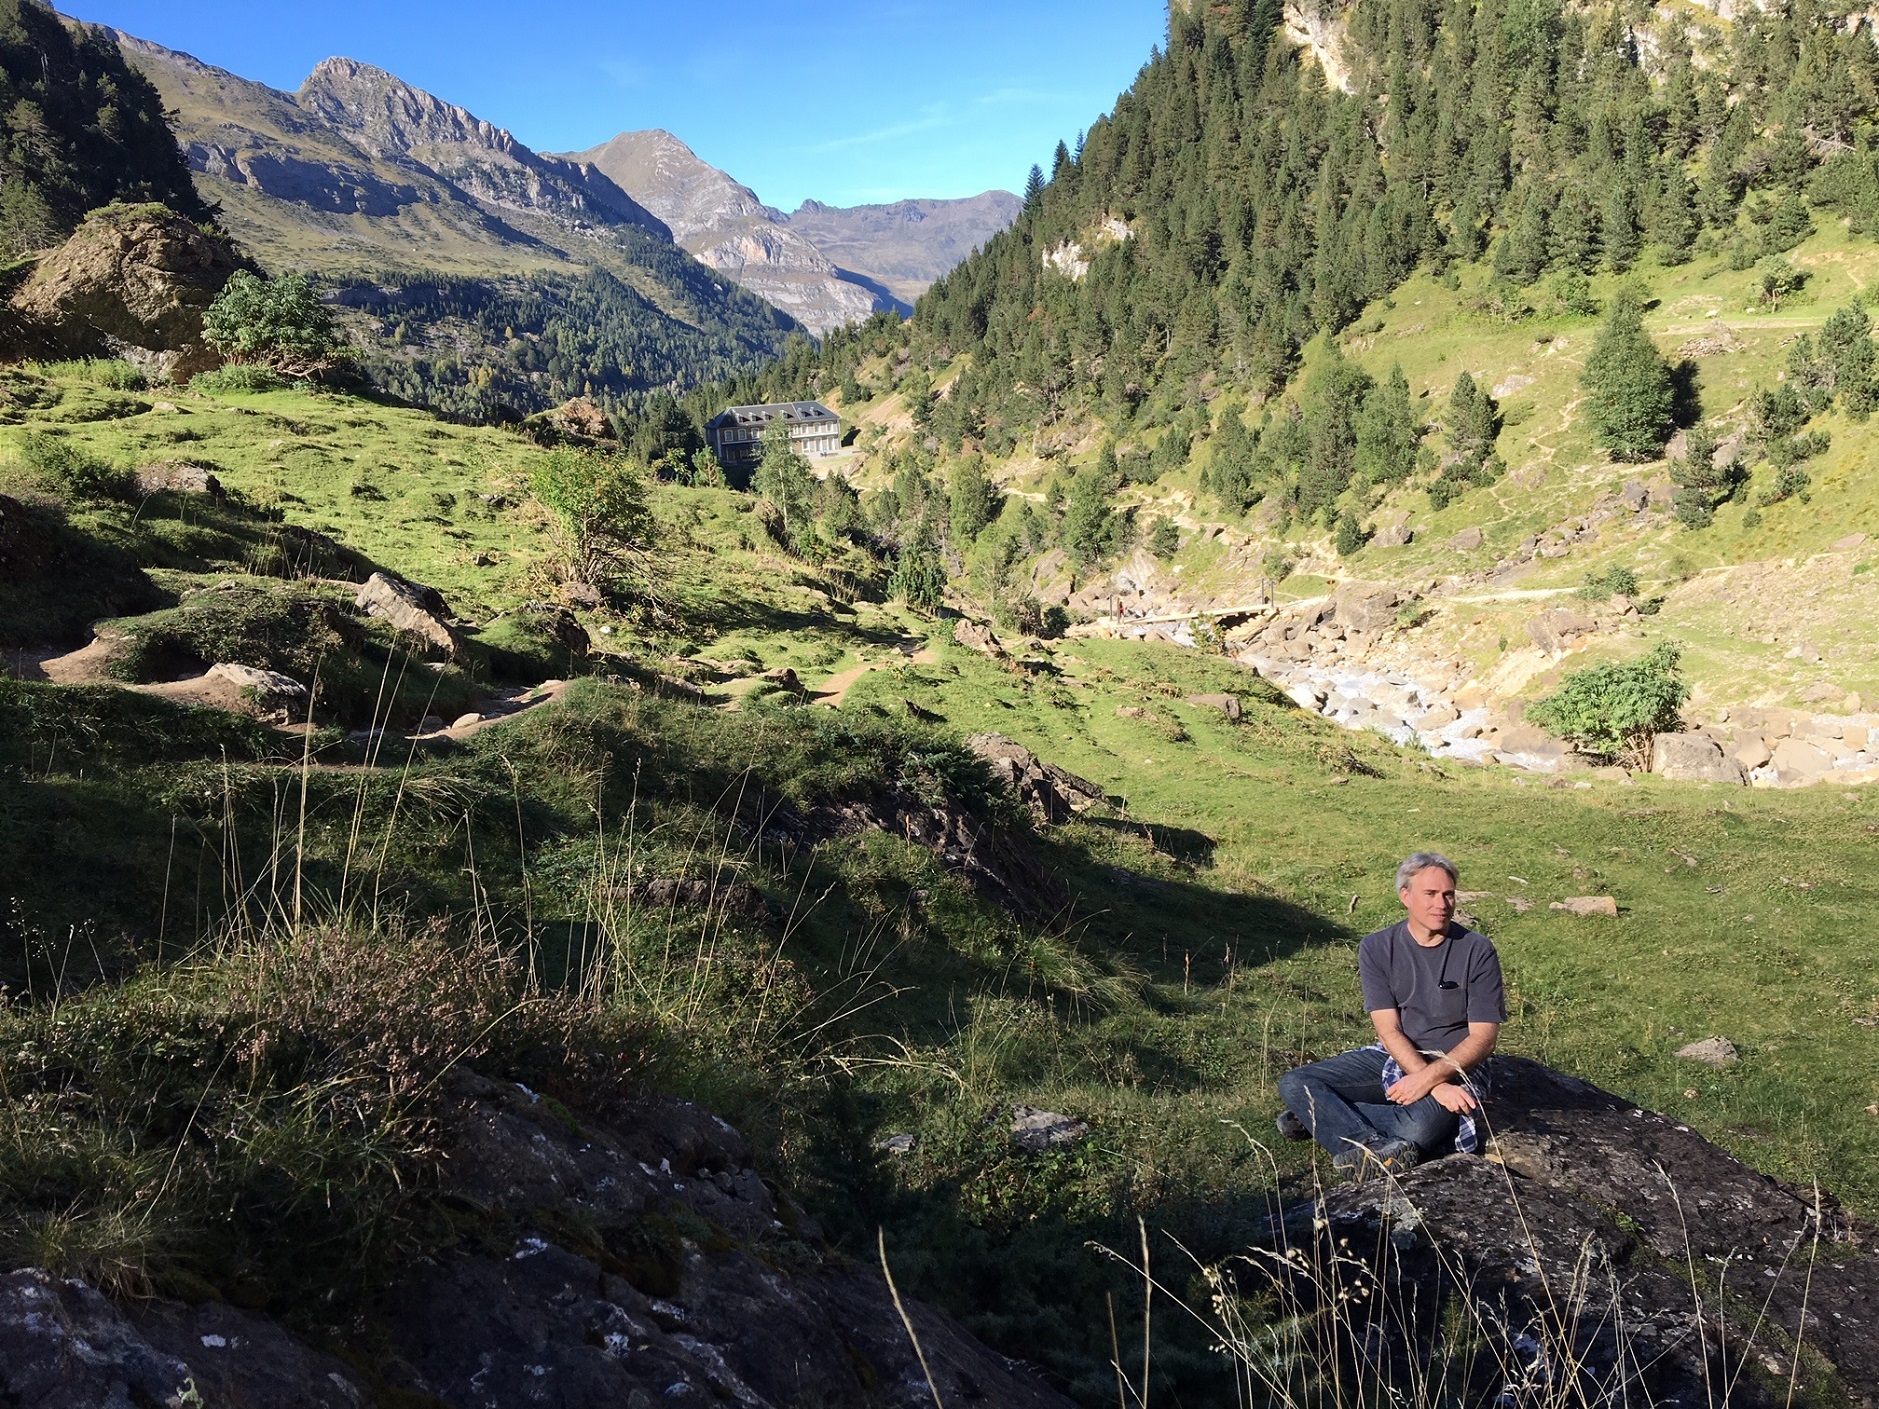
[786,192,1025,307]
[565,130,1020,329]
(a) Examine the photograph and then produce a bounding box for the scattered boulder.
[1333,583,1400,634]
[1011,1105,1090,1152]
[1527,608,1595,653]
[1733,737,1773,771]
[1831,532,1867,551]
[1447,526,1484,551]
[4,204,245,380]
[878,1133,916,1156]
[1675,1036,1740,1067]
[355,571,465,659]
[205,661,309,721]
[1372,514,1414,548]
[1650,732,1746,784]
[953,617,1005,657]
[133,460,222,497]
[451,712,482,729]
[760,666,804,694]
[965,732,1105,823]
[1550,895,1618,916]
[520,395,616,447]
[1620,479,1650,512]
[1185,692,1242,720]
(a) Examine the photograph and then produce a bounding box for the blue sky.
[62,2,1168,210]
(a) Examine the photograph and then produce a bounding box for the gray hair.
[1396,852,1459,891]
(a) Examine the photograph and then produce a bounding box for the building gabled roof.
[706,400,839,430]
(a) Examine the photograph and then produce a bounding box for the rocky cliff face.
[567,130,880,336]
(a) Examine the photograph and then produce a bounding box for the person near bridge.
[1276,851,1506,1178]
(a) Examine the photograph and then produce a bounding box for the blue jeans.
[1278,1047,1460,1158]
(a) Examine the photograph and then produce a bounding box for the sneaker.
[1275,1108,1312,1142]
[1331,1138,1422,1181]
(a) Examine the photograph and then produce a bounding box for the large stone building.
[705,401,841,469]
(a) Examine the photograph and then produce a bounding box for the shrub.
[1334,512,1370,556]
[1758,465,1812,506]
[530,448,654,592]
[18,431,131,499]
[189,365,289,395]
[1578,565,1639,600]
[1528,642,1688,766]
[202,271,343,377]
[1148,516,1181,559]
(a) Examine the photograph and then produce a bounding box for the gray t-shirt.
[1358,920,1507,1053]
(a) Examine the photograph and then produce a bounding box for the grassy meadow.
[3,363,1877,1402]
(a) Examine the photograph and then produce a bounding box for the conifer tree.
[1353,364,1421,484]
[753,420,817,545]
[948,455,1002,543]
[1581,291,1675,461]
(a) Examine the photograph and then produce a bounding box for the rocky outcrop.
[787,192,1024,308]
[4,204,244,379]
[0,1076,1074,1409]
[965,731,1107,823]
[1266,1059,1879,1407]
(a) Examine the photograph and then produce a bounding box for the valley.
[4,0,1879,1403]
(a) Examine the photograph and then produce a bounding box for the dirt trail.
[811,645,940,707]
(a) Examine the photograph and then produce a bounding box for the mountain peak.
[299,56,518,157]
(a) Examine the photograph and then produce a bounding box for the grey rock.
[134,460,223,497]
[1675,1036,1740,1067]
[1185,692,1242,720]
[1447,526,1484,551]
[1550,895,1619,916]
[1292,1058,1879,1406]
[1333,583,1400,634]
[965,732,1104,822]
[953,617,1005,657]
[878,1133,917,1155]
[1650,732,1746,784]
[355,571,465,660]
[1011,1104,1090,1152]
[206,661,308,714]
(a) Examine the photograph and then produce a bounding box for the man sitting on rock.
[1276,851,1505,1178]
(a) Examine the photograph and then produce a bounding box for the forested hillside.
[0,0,210,257]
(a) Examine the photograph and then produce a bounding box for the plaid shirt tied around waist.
[1370,1043,1490,1155]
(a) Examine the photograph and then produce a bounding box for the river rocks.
[1334,583,1401,633]
[965,731,1105,822]
[1772,737,1830,781]
[1186,692,1242,720]
[1650,732,1746,784]
[1011,1105,1090,1152]
[1675,1036,1740,1067]
[1277,1058,1879,1407]
[355,571,465,659]
[953,617,1005,657]
[1527,607,1595,653]
[1551,895,1619,916]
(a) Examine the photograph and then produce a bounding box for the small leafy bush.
[201,270,342,377]
[189,365,289,395]
[1578,565,1639,600]
[1758,465,1812,505]
[1528,642,1688,766]
[18,430,131,499]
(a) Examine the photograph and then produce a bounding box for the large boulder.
[5,204,245,380]
[1265,1059,1879,1407]
[1527,607,1595,653]
[1650,732,1746,784]
[1334,583,1400,633]
[355,571,465,660]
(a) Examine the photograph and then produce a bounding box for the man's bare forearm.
[1432,1026,1498,1081]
